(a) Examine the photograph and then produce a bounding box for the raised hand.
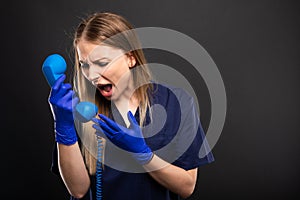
[49,74,79,145]
[92,111,153,165]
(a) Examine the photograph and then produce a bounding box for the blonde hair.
[72,12,153,174]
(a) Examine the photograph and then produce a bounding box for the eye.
[95,61,109,67]
[80,62,89,69]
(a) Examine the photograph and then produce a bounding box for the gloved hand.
[92,111,154,165]
[48,74,79,145]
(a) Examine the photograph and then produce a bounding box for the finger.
[92,118,116,138]
[56,90,75,111]
[98,114,123,132]
[54,83,72,98]
[52,74,66,92]
[92,117,101,124]
[98,127,114,140]
[61,83,72,90]
[60,90,74,105]
[95,130,107,139]
[92,123,104,133]
[127,111,138,127]
[92,124,111,139]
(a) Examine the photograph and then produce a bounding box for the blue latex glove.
[92,111,153,165]
[48,74,79,145]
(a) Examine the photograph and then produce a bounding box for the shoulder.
[150,82,194,106]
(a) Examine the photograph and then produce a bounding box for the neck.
[113,79,139,127]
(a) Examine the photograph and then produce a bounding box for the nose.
[91,75,102,85]
[82,63,105,84]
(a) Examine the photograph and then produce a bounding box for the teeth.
[99,84,112,92]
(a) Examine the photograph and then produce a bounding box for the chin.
[104,96,112,101]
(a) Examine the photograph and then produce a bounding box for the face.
[77,40,136,101]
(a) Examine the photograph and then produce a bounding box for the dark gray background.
[1,0,299,199]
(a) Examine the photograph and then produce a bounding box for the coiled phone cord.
[96,136,104,200]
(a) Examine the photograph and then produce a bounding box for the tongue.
[103,84,112,92]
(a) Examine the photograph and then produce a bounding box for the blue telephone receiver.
[42,54,98,122]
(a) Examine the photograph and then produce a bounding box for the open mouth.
[97,84,113,97]
[98,84,112,92]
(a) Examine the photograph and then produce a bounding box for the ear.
[127,53,136,68]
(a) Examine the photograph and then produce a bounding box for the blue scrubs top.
[51,82,214,200]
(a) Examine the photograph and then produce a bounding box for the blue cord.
[96,136,103,200]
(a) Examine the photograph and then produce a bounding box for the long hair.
[72,12,153,174]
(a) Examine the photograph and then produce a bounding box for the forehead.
[77,40,124,61]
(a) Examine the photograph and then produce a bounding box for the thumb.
[127,111,138,127]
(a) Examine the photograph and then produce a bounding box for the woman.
[49,12,214,200]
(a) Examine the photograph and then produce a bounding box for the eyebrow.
[78,57,110,63]
[79,57,110,64]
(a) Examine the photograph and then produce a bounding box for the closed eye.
[95,61,109,67]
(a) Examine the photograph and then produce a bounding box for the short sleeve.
[169,87,215,170]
